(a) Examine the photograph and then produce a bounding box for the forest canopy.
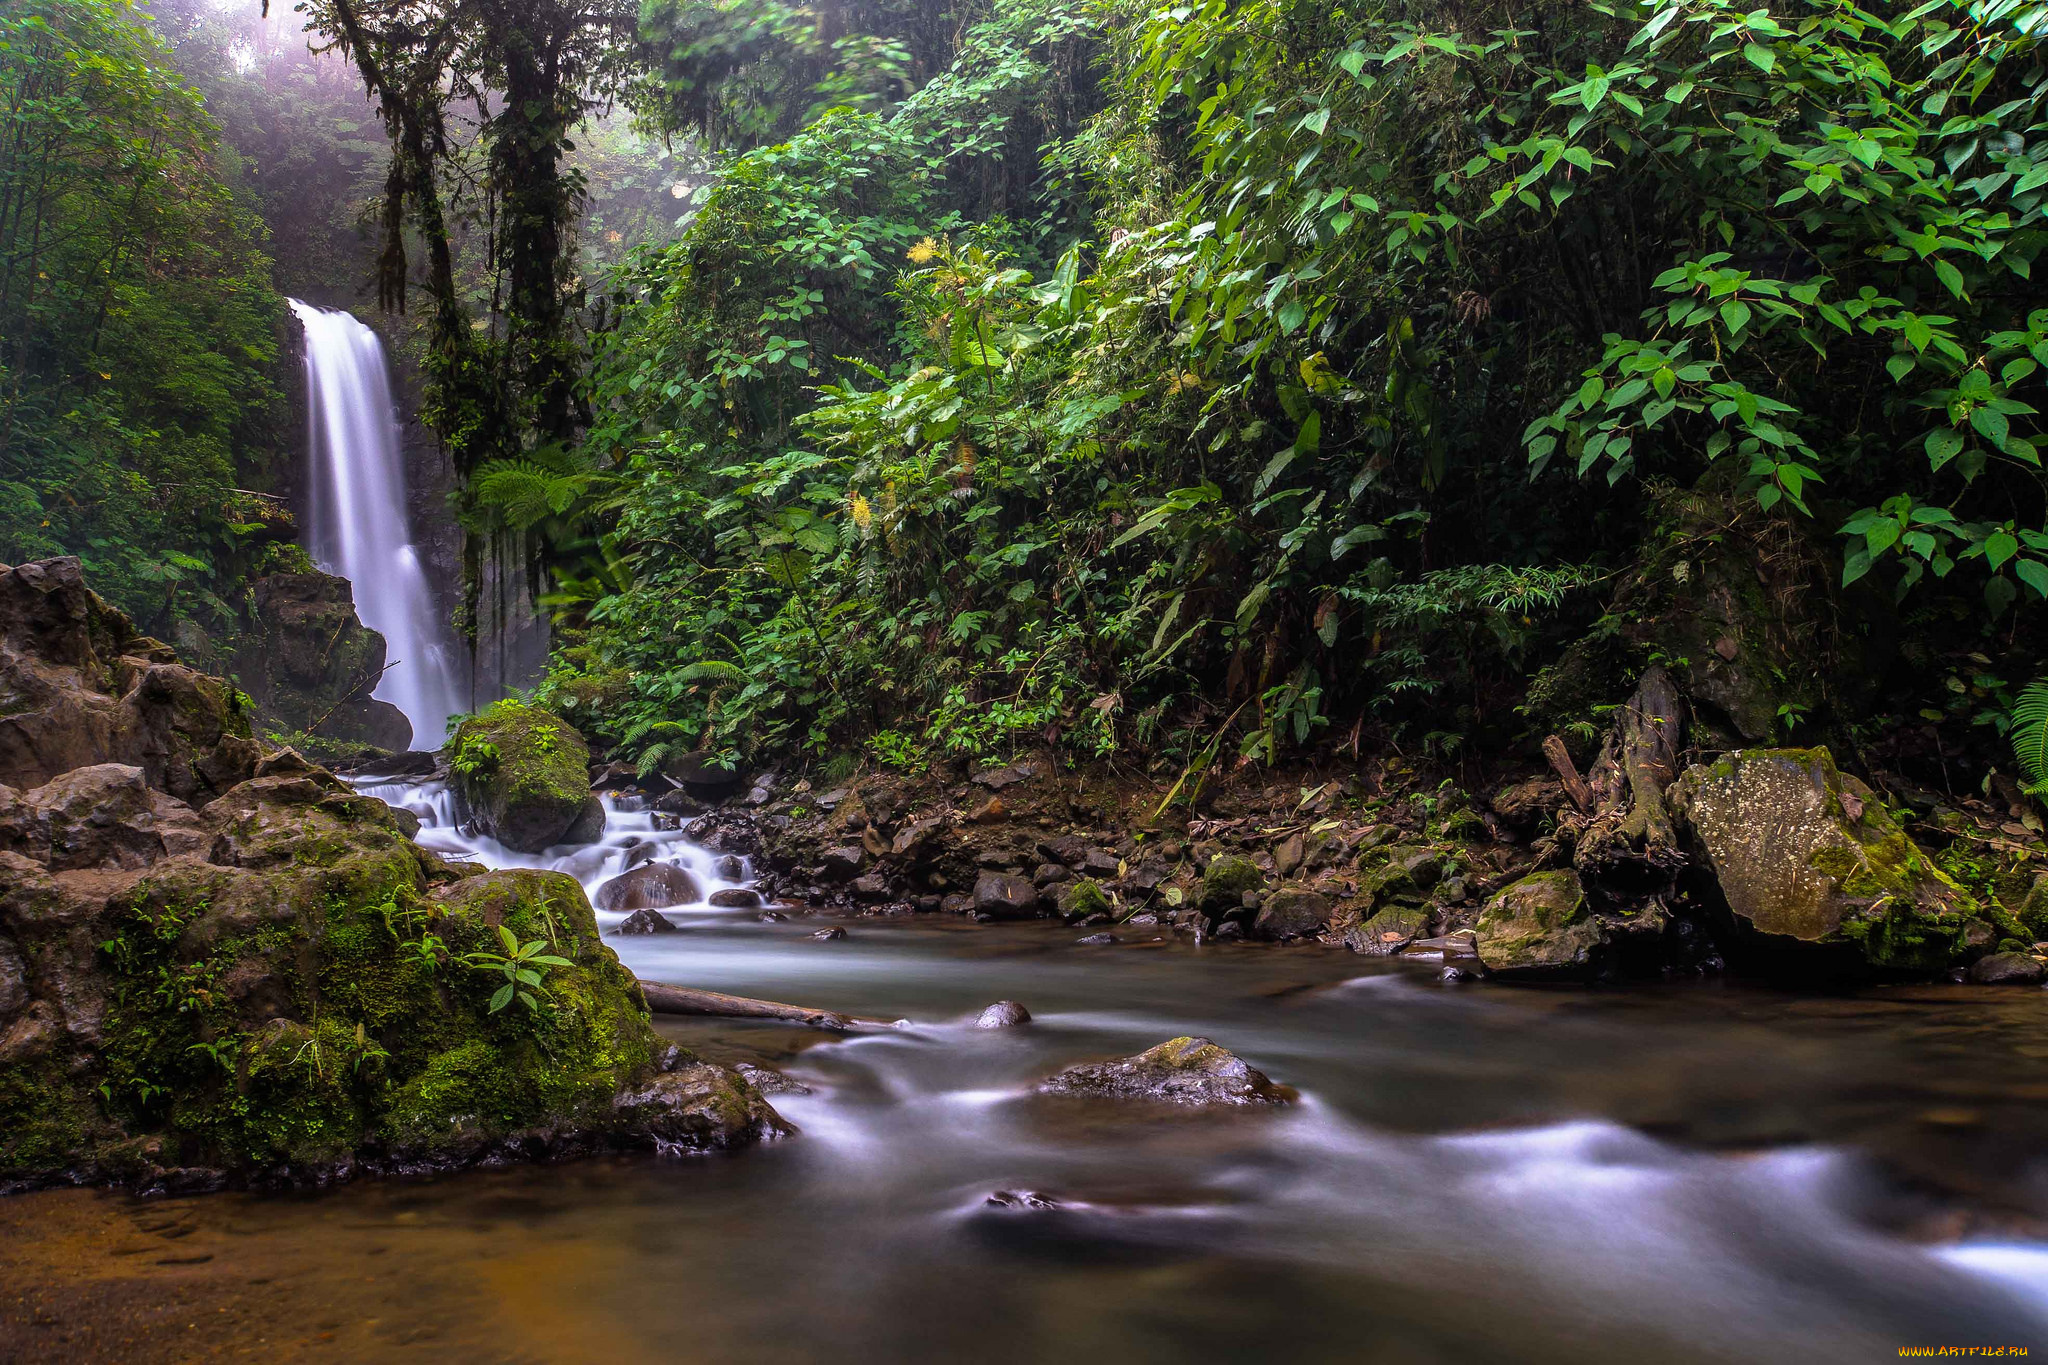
[0,0,286,631]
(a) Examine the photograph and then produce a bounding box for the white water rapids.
[291,299,464,748]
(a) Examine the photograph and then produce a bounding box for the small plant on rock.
[465,924,574,1014]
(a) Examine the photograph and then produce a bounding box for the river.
[6,786,2048,1363]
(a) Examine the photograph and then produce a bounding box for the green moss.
[13,800,670,1182]
[448,700,594,851]
[1199,855,1264,917]
[1059,878,1112,921]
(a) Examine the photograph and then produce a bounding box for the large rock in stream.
[0,557,785,1192]
[1668,747,1985,973]
[447,699,601,852]
[1038,1036,1290,1107]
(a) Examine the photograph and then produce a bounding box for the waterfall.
[290,299,463,749]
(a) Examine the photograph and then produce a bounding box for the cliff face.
[232,571,412,753]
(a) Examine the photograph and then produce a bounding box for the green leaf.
[1971,406,2011,449]
[1925,427,1964,470]
[2016,559,2048,599]
[489,982,515,1013]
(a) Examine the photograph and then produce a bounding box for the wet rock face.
[0,558,784,1191]
[1199,856,1263,922]
[595,862,702,913]
[1038,1036,1289,1108]
[232,572,411,752]
[447,700,593,853]
[0,558,263,801]
[1669,747,1978,972]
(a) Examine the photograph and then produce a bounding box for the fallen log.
[636,980,903,1031]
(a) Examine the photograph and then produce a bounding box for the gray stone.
[614,907,680,935]
[819,845,865,879]
[1968,952,2045,985]
[1253,887,1330,940]
[973,872,1041,919]
[975,1000,1032,1028]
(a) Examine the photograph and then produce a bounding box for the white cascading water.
[291,299,464,749]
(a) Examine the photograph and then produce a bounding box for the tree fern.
[2011,680,2048,796]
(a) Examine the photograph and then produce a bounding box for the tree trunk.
[1573,665,1686,894]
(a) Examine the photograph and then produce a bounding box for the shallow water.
[10,792,2048,1363]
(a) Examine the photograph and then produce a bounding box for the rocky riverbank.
[615,687,2048,988]
[0,558,783,1194]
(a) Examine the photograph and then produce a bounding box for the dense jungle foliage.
[502,0,2048,789]
[10,0,2048,795]
[0,0,288,631]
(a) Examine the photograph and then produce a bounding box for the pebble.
[811,927,847,941]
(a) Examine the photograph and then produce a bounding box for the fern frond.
[682,660,748,686]
[2011,678,2048,790]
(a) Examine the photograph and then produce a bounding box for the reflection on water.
[9,789,2048,1363]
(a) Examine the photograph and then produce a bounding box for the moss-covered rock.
[1668,747,1980,974]
[448,700,597,853]
[1058,878,1112,922]
[0,560,784,1191]
[1199,855,1263,921]
[1341,902,1430,956]
[1473,871,1605,977]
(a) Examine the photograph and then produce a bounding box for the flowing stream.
[14,788,2048,1363]
[290,301,463,747]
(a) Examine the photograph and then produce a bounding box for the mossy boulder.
[1473,871,1605,977]
[1199,855,1264,921]
[1058,877,1112,922]
[448,700,598,853]
[1668,747,1981,974]
[1341,902,1430,956]
[1037,1036,1290,1107]
[0,559,783,1191]
[0,766,784,1190]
